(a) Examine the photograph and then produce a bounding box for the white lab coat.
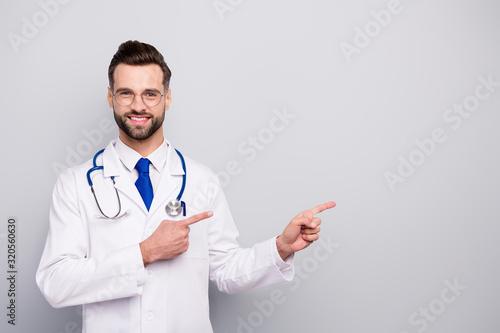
[36,139,294,333]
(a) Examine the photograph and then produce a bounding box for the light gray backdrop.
[1,0,499,332]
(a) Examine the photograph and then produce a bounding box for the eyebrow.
[115,88,162,94]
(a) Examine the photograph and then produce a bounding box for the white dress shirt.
[114,137,167,194]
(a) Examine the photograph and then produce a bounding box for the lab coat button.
[146,312,154,321]
[146,270,154,279]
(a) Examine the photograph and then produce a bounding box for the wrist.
[139,240,154,267]
[276,235,292,261]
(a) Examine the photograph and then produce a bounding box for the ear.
[164,89,172,110]
[107,87,113,108]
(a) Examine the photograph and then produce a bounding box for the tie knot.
[135,158,151,174]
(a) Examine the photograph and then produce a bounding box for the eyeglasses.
[112,89,166,107]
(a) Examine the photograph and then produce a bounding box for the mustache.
[123,111,153,117]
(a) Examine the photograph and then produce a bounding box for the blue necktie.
[135,158,153,211]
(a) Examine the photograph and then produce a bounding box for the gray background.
[1,0,499,332]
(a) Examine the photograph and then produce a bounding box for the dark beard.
[113,108,165,140]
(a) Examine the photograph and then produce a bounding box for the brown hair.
[108,40,171,91]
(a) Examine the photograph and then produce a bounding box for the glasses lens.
[115,90,134,106]
[142,91,162,107]
[114,90,163,107]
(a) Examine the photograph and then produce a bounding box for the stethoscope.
[86,148,187,219]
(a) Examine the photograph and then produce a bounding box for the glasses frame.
[112,88,167,107]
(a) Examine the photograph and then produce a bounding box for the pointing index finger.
[183,211,213,226]
[304,201,336,217]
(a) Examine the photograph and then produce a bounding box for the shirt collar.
[114,137,168,173]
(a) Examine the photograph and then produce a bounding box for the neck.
[119,128,164,157]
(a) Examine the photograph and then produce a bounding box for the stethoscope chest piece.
[166,199,186,217]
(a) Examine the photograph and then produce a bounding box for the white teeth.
[130,117,148,121]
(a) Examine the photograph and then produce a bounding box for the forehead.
[113,64,164,90]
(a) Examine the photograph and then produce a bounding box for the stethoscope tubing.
[174,149,186,201]
[87,147,186,219]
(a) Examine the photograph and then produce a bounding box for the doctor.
[36,40,335,333]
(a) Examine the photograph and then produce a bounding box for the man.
[36,40,335,333]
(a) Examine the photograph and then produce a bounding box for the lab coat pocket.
[87,210,142,256]
[182,207,209,259]
[87,217,126,256]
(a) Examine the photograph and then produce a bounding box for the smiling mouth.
[128,116,151,125]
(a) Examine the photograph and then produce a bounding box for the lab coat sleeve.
[207,177,294,294]
[36,168,146,308]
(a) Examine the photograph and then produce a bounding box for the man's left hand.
[276,201,336,260]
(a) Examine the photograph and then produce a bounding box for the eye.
[144,91,159,98]
[118,90,133,96]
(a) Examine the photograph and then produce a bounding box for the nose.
[130,92,147,111]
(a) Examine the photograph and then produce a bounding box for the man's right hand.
[139,211,213,267]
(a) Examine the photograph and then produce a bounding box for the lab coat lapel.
[101,140,149,215]
[148,144,185,216]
